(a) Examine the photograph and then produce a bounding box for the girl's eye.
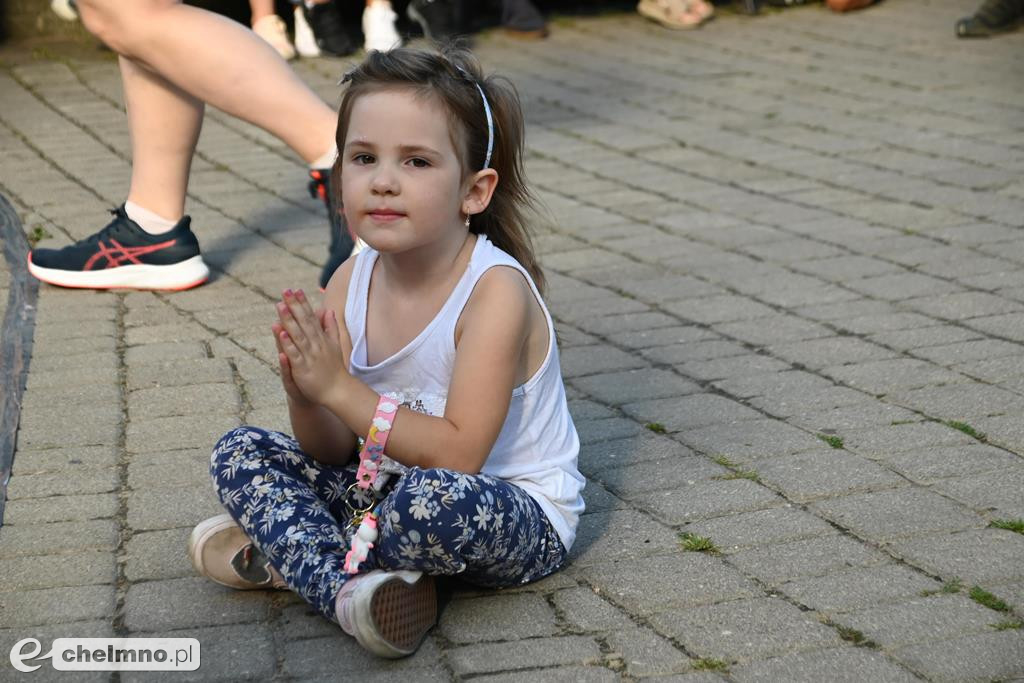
[409,158,430,168]
[353,154,375,164]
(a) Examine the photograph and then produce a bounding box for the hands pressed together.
[271,289,348,407]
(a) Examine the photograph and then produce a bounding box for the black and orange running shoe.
[309,168,357,289]
[27,205,209,291]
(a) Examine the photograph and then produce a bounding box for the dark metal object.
[0,194,39,528]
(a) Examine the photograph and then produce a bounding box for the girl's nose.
[370,165,398,194]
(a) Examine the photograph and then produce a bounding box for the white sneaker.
[51,0,78,21]
[253,14,297,61]
[294,5,322,57]
[362,1,402,53]
[335,570,437,658]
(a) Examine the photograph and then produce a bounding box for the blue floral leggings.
[210,426,567,621]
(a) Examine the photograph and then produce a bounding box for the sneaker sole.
[353,572,437,658]
[27,254,210,291]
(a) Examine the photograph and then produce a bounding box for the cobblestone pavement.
[2,0,1024,680]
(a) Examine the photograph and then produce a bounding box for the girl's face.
[340,89,468,255]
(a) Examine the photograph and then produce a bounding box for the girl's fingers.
[277,301,309,350]
[283,290,321,345]
[324,309,342,346]
[278,328,302,362]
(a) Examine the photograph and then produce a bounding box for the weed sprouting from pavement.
[645,422,667,434]
[969,586,1010,612]
[679,532,719,554]
[990,519,1024,535]
[945,420,987,442]
[818,433,844,449]
[692,658,728,672]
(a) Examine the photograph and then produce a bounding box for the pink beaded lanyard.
[342,396,397,574]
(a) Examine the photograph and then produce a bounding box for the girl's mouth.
[368,209,405,222]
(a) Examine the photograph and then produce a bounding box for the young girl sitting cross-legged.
[187,46,585,659]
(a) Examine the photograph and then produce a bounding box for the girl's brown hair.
[331,46,544,293]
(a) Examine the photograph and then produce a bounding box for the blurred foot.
[253,14,297,60]
[956,0,1024,36]
[51,0,78,21]
[363,1,402,52]
[302,1,358,56]
[502,0,549,37]
[407,0,461,42]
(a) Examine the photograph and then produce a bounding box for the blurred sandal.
[637,0,706,29]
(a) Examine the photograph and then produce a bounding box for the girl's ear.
[462,168,499,218]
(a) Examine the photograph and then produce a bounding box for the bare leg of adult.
[78,0,335,164]
[121,56,203,224]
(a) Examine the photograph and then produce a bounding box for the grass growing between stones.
[991,619,1023,631]
[945,420,987,442]
[990,518,1024,535]
[921,577,963,597]
[645,422,667,434]
[712,456,760,482]
[691,658,728,672]
[969,586,1010,612]
[818,433,844,449]
[679,532,719,554]
[25,224,52,247]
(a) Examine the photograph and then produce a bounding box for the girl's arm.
[279,266,534,474]
[276,259,359,465]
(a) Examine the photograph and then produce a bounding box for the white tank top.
[345,235,585,550]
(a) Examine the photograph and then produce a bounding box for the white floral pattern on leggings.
[210,426,567,621]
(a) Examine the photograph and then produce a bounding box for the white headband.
[456,67,494,170]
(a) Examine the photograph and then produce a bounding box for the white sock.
[309,143,338,170]
[124,201,179,236]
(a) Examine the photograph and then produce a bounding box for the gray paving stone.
[662,296,777,325]
[121,623,276,683]
[840,421,975,458]
[756,451,905,503]
[568,399,617,422]
[2,493,119,525]
[551,586,631,633]
[0,584,115,628]
[713,316,833,347]
[730,647,918,683]
[575,417,644,445]
[875,443,1022,483]
[780,563,940,615]
[560,344,648,378]
[5,467,119,500]
[571,368,701,405]
[470,666,618,683]
[438,593,559,644]
[891,630,1024,683]
[124,528,194,582]
[887,383,1024,422]
[640,339,747,365]
[640,478,785,526]
[123,577,269,632]
[621,394,764,433]
[869,324,983,352]
[128,383,239,421]
[578,553,759,615]
[446,635,603,675]
[787,401,920,433]
[890,529,1024,585]
[768,337,898,371]
[0,550,115,590]
[838,594,1002,649]
[729,534,889,587]
[10,445,118,475]
[606,324,716,351]
[0,519,118,558]
[125,414,240,453]
[675,419,825,462]
[822,358,967,395]
[930,466,1024,518]
[682,507,837,552]
[281,633,444,677]
[579,431,698,475]
[607,623,693,676]
[649,597,841,663]
[593,456,726,499]
[126,486,225,531]
[812,488,984,542]
[677,354,792,382]
[569,510,684,568]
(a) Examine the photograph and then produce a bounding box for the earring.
[464,214,471,227]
